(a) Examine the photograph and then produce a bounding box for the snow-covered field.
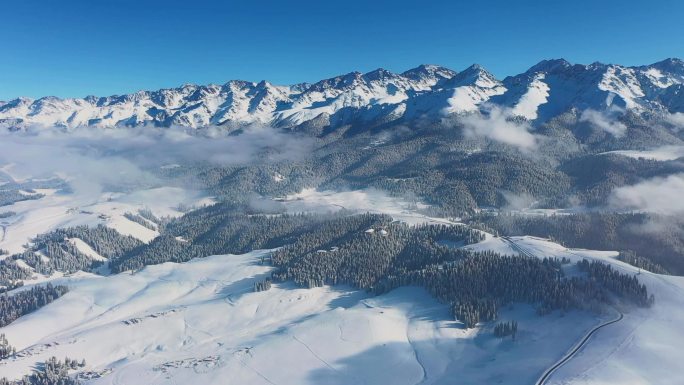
[0,249,609,385]
[0,233,681,384]
[0,185,682,384]
[506,237,684,385]
[0,185,213,254]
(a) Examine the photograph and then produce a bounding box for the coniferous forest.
[0,284,69,328]
[1,8,683,382]
[0,203,653,334]
[0,357,84,385]
[476,212,684,274]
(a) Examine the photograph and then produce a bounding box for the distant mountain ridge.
[1,58,683,131]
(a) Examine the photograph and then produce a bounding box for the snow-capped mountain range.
[1,58,683,130]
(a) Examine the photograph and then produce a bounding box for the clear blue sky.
[1,0,682,100]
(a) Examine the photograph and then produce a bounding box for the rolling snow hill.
[0,237,681,385]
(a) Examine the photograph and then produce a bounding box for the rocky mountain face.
[1,59,682,131]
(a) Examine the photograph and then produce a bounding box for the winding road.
[499,237,627,385]
[535,311,624,385]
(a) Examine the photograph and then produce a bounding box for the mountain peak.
[305,71,363,93]
[526,58,572,74]
[647,58,684,73]
[464,63,484,71]
[363,68,396,81]
[2,58,682,130]
[448,64,498,87]
[401,64,456,88]
[256,80,272,88]
[402,64,456,78]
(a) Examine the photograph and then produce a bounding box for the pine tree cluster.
[493,321,518,339]
[123,212,157,231]
[0,334,16,359]
[268,219,651,328]
[476,212,684,274]
[0,284,68,327]
[254,278,272,292]
[577,259,654,306]
[0,356,84,385]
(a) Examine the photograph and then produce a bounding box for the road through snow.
[535,312,624,385]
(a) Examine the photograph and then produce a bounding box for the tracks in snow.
[535,311,624,385]
[500,237,628,385]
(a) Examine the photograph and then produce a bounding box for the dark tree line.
[32,225,143,261]
[0,334,16,359]
[0,177,67,208]
[161,128,577,217]
[45,204,645,330]
[0,201,653,333]
[0,225,145,285]
[0,357,84,385]
[617,251,669,275]
[268,218,650,329]
[109,205,379,273]
[376,254,625,328]
[254,278,272,292]
[0,261,32,290]
[476,212,684,274]
[270,218,483,289]
[17,246,96,277]
[123,212,157,231]
[0,190,44,207]
[0,284,68,327]
[560,153,684,207]
[494,321,518,339]
[577,259,654,306]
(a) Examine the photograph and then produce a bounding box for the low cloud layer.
[609,173,684,214]
[500,190,537,211]
[605,145,684,161]
[0,125,314,199]
[460,107,537,151]
[579,108,627,137]
[665,112,684,129]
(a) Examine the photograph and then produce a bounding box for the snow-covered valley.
[1,56,683,385]
[1,234,682,385]
[0,177,681,384]
[2,0,683,380]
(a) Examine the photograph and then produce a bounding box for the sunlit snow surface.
[0,186,213,254]
[0,250,600,385]
[0,190,682,384]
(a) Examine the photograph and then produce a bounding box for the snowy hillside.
[1,59,683,131]
[0,161,679,384]
[0,57,683,385]
[0,236,681,385]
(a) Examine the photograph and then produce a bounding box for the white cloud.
[460,107,537,151]
[579,108,627,137]
[0,125,313,199]
[609,173,684,214]
[665,112,684,128]
[603,145,684,161]
[500,190,537,211]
